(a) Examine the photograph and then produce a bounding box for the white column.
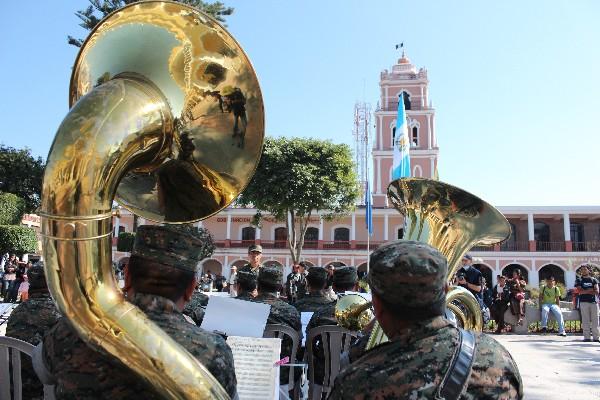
[351,256,355,265]
[427,114,432,149]
[384,214,389,241]
[319,217,324,240]
[376,157,382,193]
[318,255,322,266]
[430,157,434,178]
[114,218,120,236]
[565,271,576,289]
[529,260,539,287]
[431,115,436,147]
[563,213,571,241]
[224,255,229,269]
[420,85,425,108]
[226,214,231,240]
[384,86,389,108]
[527,213,534,241]
[377,115,383,150]
[351,213,356,241]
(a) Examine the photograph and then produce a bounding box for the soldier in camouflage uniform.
[41,225,237,399]
[293,266,335,313]
[234,270,257,301]
[329,240,523,400]
[238,244,263,276]
[252,266,301,387]
[305,266,358,385]
[6,263,61,400]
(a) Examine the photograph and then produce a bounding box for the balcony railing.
[229,240,255,248]
[572,241,600,252]
[260,240,288,249]
[536,241,565,252]
[323,241,351,250]
[470,245,495,252]
[355,241,384,250]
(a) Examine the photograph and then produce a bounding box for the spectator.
[215,273,224,292]
[508,269,527,326]
[491,275,511,333]
[3,254,17,301]
[539,276,566,336]
[285,262,307,303]
[575,266,599,342]
[228,266,238,296]
[455,254,483,301]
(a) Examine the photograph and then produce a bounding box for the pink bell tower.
[372,52,439,208]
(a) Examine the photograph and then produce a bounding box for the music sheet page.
[227,336,281,400]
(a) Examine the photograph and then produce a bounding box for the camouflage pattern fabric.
[252,292,301,385]
[182,290,209,326]
[293,292,335,313]
[235,292,255,301]
[5,293,61,400]
[42,293,237,399]
[238,263,260,276]
[329,316,523,400]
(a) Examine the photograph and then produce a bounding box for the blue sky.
[1,1,599,206]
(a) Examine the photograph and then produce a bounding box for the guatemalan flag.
[365,180,373,236]
[392,96,411,179]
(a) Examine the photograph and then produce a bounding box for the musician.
[285,262,307,303]
[235,270,258,300]
[329,240,523,400]
[40,225,238,399]
[293,266,334,312]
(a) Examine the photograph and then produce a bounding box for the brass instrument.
[336,178,510,349]
[41,2,263,399]
[334,294,374,331]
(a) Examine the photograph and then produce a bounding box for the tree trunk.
[285,209,312,265]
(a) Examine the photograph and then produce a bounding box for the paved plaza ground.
[495,334,600,400]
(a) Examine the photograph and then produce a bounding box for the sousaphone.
[40,2,263,398]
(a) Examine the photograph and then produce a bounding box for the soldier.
[40,225,238,399]
[235,270,257,301]
[238,244,263,276]
[252,266,301,388]
[182,270,209,326]
[293,266,334,313]
[305,266,358,386]
[6,263,61,400]
[285,262,307,303]
[329,240,523,400]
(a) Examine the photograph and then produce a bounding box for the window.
[397,228,404,239]
[411,126,418,147]
[305,227,319,248]
[274,227,287,248]
[241,226,255,241]
[534,222,550,242]
[570,223,584,243]
[334,227,350,242]
[118,226,125,234]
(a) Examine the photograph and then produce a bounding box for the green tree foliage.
[0,226,38,255]
[69,0,234,47]
[0,193,27,225]
[0,146,45,213]
[117,232,136,253]
[237,137,360,263]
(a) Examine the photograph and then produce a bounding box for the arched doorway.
[231,259,248,268]
[474,263,493,287]
[538,264,565,285]
[299,260,315,268]
[324,261,347,269]
[502,264,529,282]
[304,227,319,249]
[263,260,284,270]
[201,259,223,276]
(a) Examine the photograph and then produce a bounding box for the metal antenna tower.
[353,102,371,204]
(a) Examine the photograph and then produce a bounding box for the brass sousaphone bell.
[337,178,511,350]
[40,2,263,399]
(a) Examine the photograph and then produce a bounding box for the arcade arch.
[200,259,223,276]
[576,263,600,279]
[474,263,493,286]
[502,263,529,282]
[538,264,566,285]
[324,261,347,269]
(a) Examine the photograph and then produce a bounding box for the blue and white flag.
[365,180,373,236]
[392,97,411,179]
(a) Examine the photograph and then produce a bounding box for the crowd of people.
[0,253,36,303]
[2,230,598,399]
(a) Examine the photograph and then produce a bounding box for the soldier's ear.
[183,278,196,302]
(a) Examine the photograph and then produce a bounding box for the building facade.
[112,54,600,289]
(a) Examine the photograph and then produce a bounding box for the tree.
[0,193,27,225]
[0,226,38,255]
[68,0,234,47]
[237,137,360,264]
[0,146,45,213]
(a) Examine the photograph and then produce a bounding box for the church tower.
[372,52,438,208]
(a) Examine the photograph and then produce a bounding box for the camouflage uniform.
[253,266,301,386]
[43,293,237,400]
[238,263,260,276]
[42,225,238,399]
[5,265,61,400]
[293,292,334,313]
[182,290,209,326]
[329,240,523,400]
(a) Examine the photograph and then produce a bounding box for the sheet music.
[227,336,281,400]
[201,296,270,338]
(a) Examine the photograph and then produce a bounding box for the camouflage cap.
[131,225,205,272]
[333,266,358,288]
[248,244,263,253]
[307,266,328,282]
[27,264,48,291]
[236,270,257,286]
[258,266,282,287]
[368,240,447,311]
